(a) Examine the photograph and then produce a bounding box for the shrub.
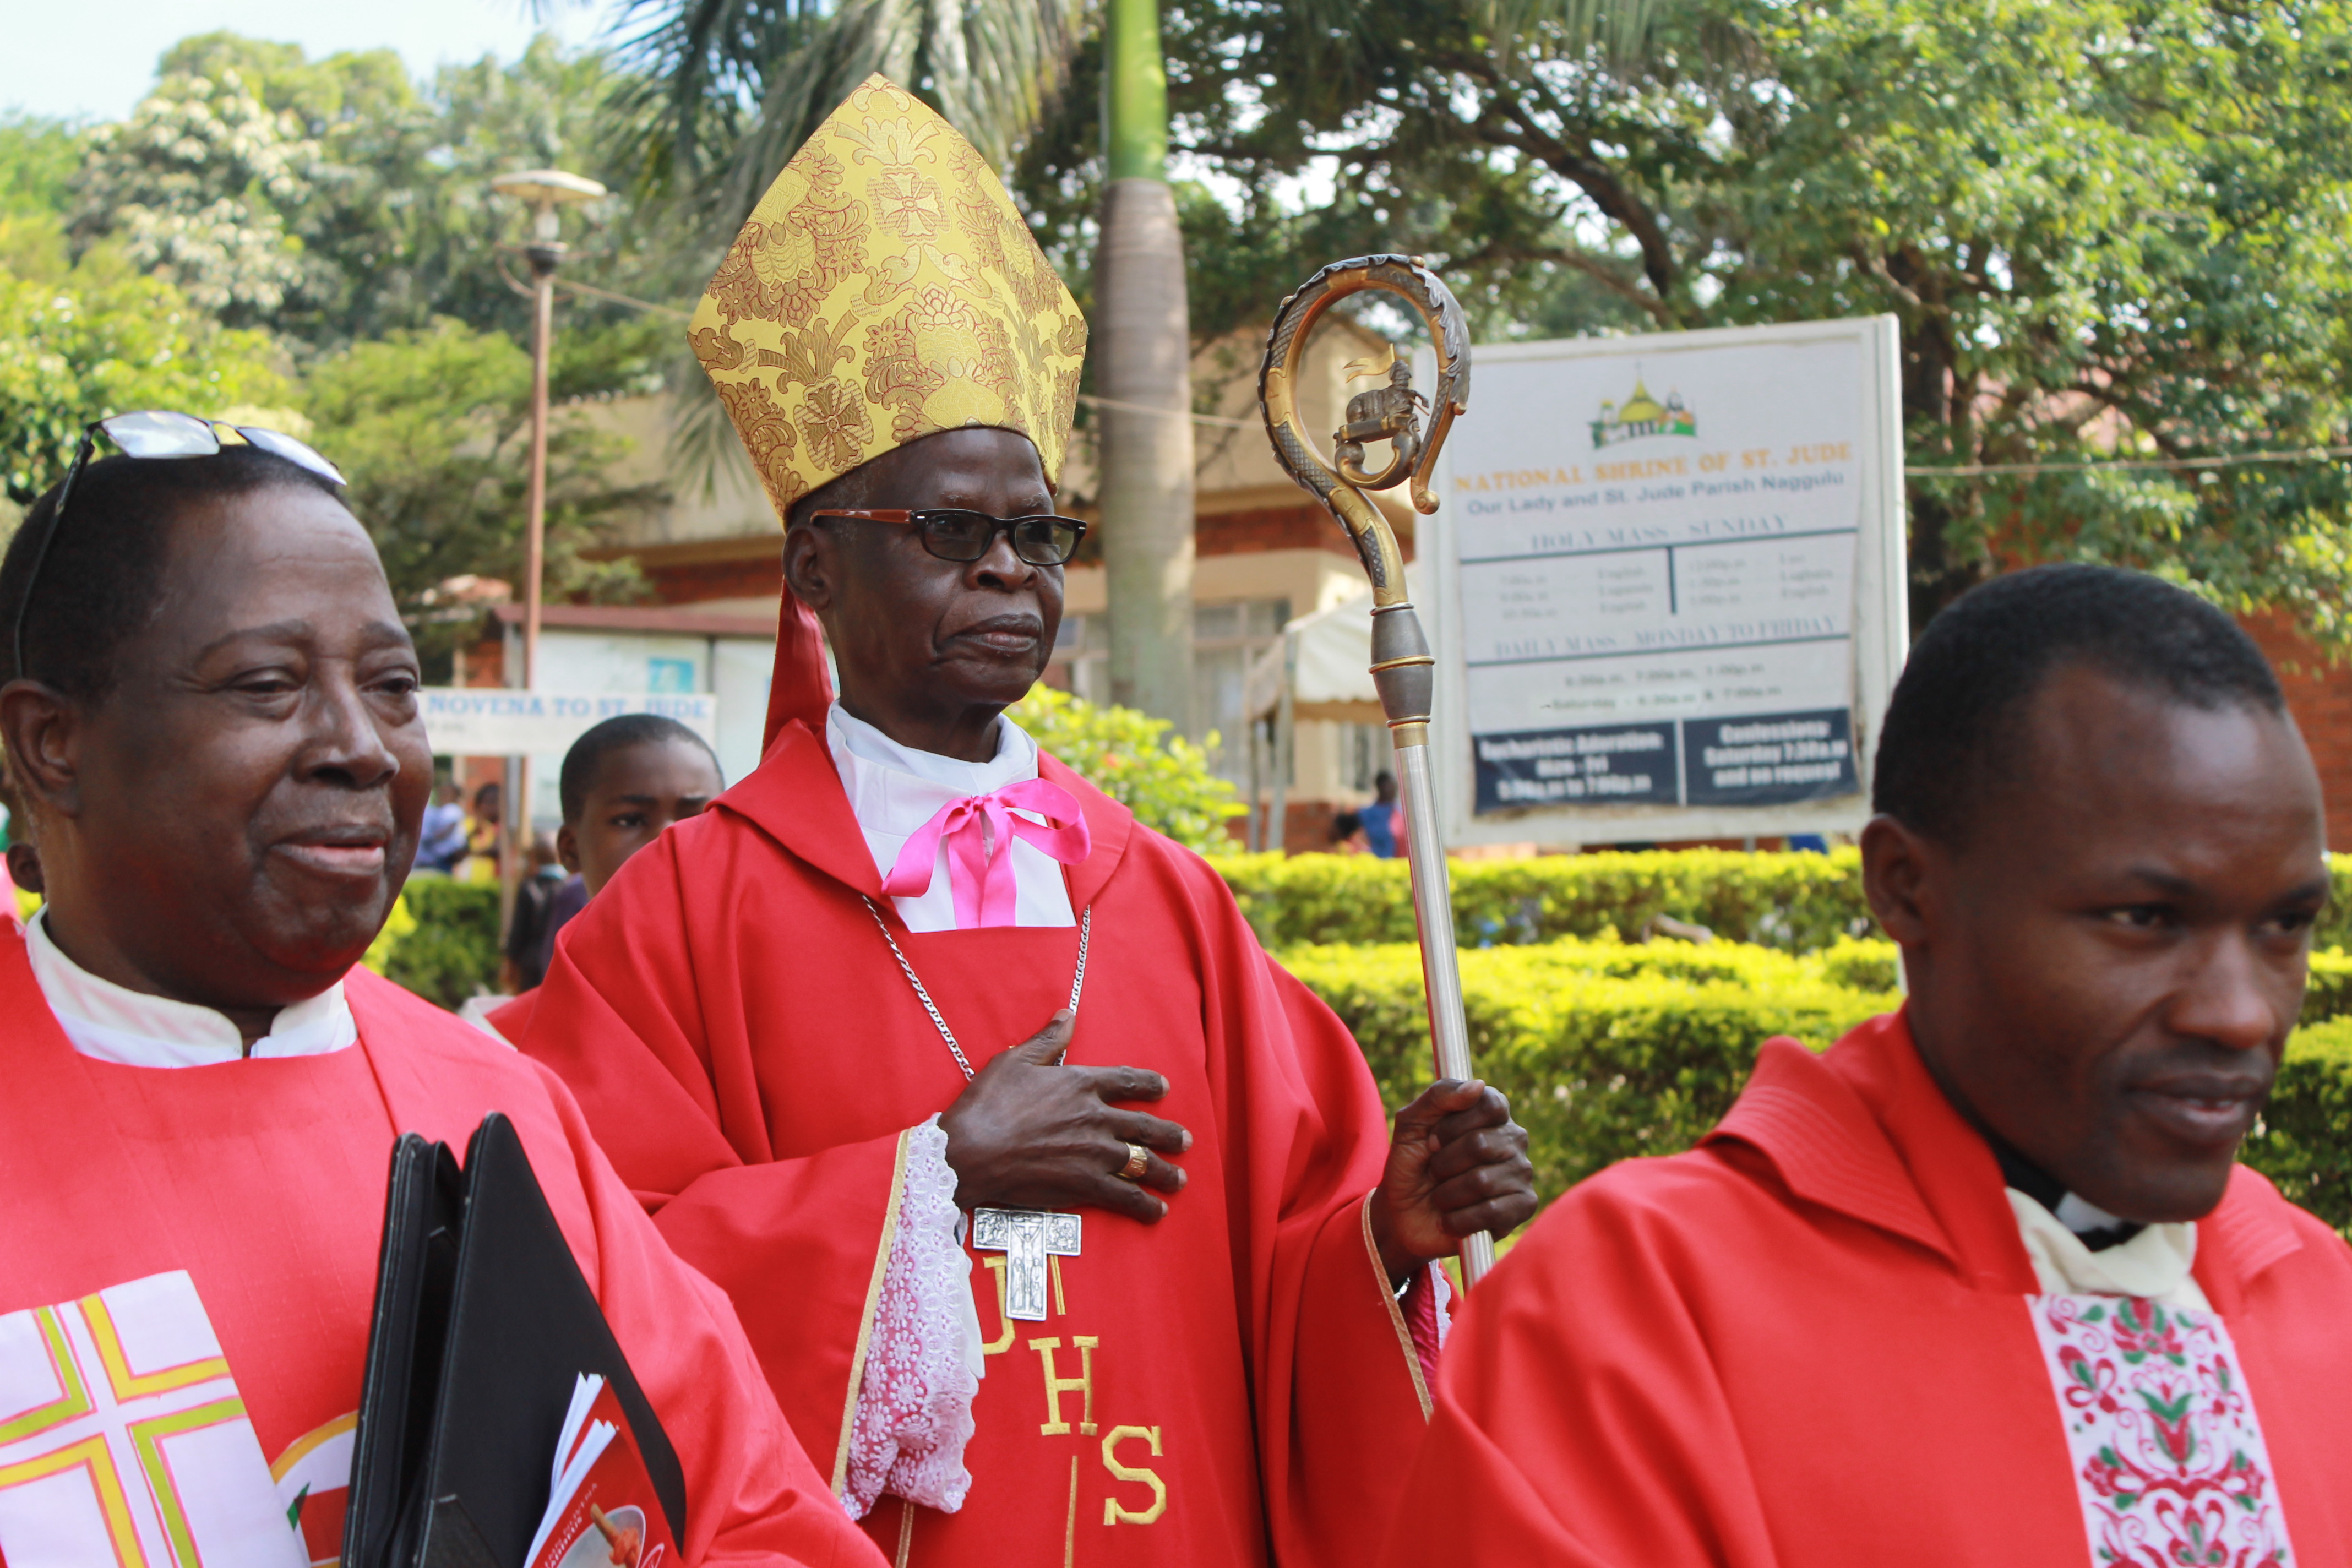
[382,878,500,1009]
[1287,932,2352,1232]
[1014,687,1244,856]
[1222,847,1879,951]
[1226,848,2352,956]
[2302,948,2352,1023]
[1285,936,1898,1199]
[2245,1019,2352,1229]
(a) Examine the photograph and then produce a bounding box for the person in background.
[1327,808,1369,854]
[482,714,722,1044]
[415,777,468,874]
[1359,770,1401,858]
[502,831,568,993]
[457,780,503,883]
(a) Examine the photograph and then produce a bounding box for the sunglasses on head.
[13,411,347,683]
[812,508,1087,568]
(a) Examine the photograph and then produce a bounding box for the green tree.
[1009,686,1244,852]
[300,318,654,661]
[69,68,323,324]
[71,32,699,370]
[0,114,83,287]
[1097,0,1199,729]
[0,255,290,504]
[1136,0,2352,633]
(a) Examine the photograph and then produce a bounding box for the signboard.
[420,688,718,759]
[1423,316,1907,846]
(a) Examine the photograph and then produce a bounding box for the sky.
[1,0,617,124]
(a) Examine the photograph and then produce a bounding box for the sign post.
[1423,316,1907,847]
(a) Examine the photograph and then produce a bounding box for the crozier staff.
[0,420,878,1568]
[520,74,1536,1568]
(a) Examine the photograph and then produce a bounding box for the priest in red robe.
[519,74,1538,1568]
[0,428,880,1566]
[1380,564,2352,1567]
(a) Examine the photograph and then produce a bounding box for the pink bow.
[881,778,1092,928]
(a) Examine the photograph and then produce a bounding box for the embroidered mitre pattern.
[691,74,1089,515]
[2031,1293,2293,1568]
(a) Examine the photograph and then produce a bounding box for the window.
[1048,613,1109,704]
[1193,598,1289,786]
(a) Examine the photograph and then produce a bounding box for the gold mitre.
[690,74,1090,517]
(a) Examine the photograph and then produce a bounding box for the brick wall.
[1197,503,1376,559]
[2241,611,2352,848]
[644,552,783,604]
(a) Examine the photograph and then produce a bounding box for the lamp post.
[489,167,605,948]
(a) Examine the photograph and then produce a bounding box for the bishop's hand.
[1368,1080,1537,1286]
[939,1010,1192,1224]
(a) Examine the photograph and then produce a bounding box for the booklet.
[525,1374,681,1568]
[342,1114,689,1568]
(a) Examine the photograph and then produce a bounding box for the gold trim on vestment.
[1360,1194,1434,1420]
[835,1126,914,1497]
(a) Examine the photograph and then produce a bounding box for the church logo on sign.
[1591,372,1697,449]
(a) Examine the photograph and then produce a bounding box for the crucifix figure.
[971,1207,1081,1321]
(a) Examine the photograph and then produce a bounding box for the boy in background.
[481,715,722,1042]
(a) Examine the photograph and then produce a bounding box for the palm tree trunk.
[1096,0,1195,729]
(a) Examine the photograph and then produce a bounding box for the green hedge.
[1287,935,1898,1199]
[1220,848,2352,955]
[372,848,2352,1233]
[383,879,500,1009]
[2249,1018,2352,1228]
[1223,848,1879,952]
[1292,932,2352,1232]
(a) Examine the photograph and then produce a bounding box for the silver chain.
[862,897,1091,1080]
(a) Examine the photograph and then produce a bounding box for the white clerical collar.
[2007,1189,2207,1309]
[827,701,1038,799]
[26,910,357,1067]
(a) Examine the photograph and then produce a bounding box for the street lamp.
[489,167,605,948]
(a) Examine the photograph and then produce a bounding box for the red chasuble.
[519,718,1434,1567]
[487,986,539,1045]
[1380,1010,2352,1568]
[0,925,879,1568]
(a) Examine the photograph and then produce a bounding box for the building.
[451,335,2352,856]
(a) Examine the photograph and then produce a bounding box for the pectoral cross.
[972,1207,1081,1321]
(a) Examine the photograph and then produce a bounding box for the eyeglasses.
[12,411,347,682]
[812,508,1088,568]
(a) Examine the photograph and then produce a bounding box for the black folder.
[342,1113,689,1568]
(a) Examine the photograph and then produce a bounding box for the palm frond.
[607,0,1087,228]
[1474,0,1667,69]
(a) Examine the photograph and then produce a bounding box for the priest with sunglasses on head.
[516,75,1538,1568]
[0,416,881,1565]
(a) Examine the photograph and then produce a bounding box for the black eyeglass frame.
[10,412,347,684]
[810,508,1089,568]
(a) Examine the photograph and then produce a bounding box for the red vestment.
[0,925,879,1568]
[1380,1010,2352,1567]
[488,986,539,1044]
[519,717,1433,1566]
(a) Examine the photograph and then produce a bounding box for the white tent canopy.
[1239,563,1425,851]
[1244,562,1427,725]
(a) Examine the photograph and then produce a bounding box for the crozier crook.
[1257,255,1493,1288]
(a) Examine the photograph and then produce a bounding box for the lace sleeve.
[840,1116,983,1519]
[1401,1259,1455,1391]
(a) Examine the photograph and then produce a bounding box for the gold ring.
[1116,1143,1150,1182]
